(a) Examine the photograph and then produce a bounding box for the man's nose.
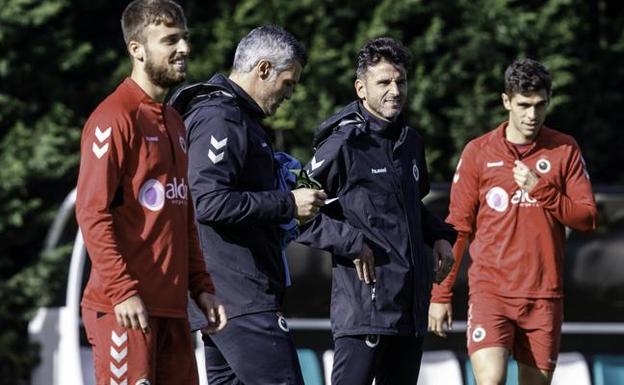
[177,38,190,55]
[388,81,400,96]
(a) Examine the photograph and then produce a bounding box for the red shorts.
[82,309,199,385]
[466,293,563,371]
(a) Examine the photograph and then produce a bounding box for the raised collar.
[209,73,266,119]
[122,77,161,106]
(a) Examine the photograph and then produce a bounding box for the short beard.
[145,54,185,89]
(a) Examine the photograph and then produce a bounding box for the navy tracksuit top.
[297,101,456,337]
[169,74,297,319]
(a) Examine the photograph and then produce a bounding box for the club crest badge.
[536,158,551,174]
[277,313,289,332]
[365,334,380,348]
[412,159,420,182]
[472,326,486,343]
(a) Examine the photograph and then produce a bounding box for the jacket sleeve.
[296,134,367,259]
[186,108,296,225]
[421,203,457,247]
[529,140,598,232]
[431,141,480,302]
[417,140,457,247]
[187,200,215,299]
[75,112,139,306]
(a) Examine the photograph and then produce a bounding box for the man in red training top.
[429,58,598,385]
[75,1,226,384]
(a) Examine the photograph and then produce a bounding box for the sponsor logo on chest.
[138,177,188,211]
[485,186,540,212]
[510,189,537,205]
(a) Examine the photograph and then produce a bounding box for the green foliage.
[0,0,623,381]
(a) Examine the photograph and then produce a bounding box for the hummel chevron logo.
[110,346,128,362]
[110,362,128,378]
[95,126,112,143]
[111,331,127,347]
[487,161,504,168]
[92,126,112,158]
[210,135,228,150]
[92,142,109,159]
[110,379,128,385]
[208,149,224,164]
[310,156,325,171]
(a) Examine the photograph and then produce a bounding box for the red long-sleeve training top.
[432,122,598,302]
[76,78,214,318]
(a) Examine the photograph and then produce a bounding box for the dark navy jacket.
[169,74,297,319]
[297,101,456,337]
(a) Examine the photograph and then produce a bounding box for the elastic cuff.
[431,285,453,303]
[284,191,297,219]
[347,233,366,259]
[529,176,553,200]
[110,288,139,307]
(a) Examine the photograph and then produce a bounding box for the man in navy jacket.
[170,26,326,385]
[297,37,456,385]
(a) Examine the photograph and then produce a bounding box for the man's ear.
[355,78,366,100]
[501,92,512,111]
[128,40,145,62]
[256,59,272,80]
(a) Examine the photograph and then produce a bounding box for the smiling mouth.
[171,58,186,70]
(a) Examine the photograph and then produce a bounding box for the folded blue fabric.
[274,152,302,287]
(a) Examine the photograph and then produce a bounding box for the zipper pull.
[371,286,376,302]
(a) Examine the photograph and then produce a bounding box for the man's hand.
[292,188,327,222]
[196,292,227,334]
[513,160,539,192]
[354,244,376,284]
[433,239,454,284]
[428,302,453,338]
[114,295,150,333]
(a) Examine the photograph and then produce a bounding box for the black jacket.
[170,74,296,319]
[297,101,456,337]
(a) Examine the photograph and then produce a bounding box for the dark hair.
[121,0,186,45]
[233,25,308,73]
[504,58,552,96]
[356,37,411,79]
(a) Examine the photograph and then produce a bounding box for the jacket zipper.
[389,132,419,334]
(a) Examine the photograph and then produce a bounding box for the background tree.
[0,0,622,382]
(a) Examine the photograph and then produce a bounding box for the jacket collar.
[168,73,266,119]
[312,100,365,147]
[360,102,402,139]
[313,100,409,147]
[210,74,266,119]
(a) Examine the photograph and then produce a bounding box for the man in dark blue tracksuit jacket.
[169,26,326,385]
[297,37,456,385]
